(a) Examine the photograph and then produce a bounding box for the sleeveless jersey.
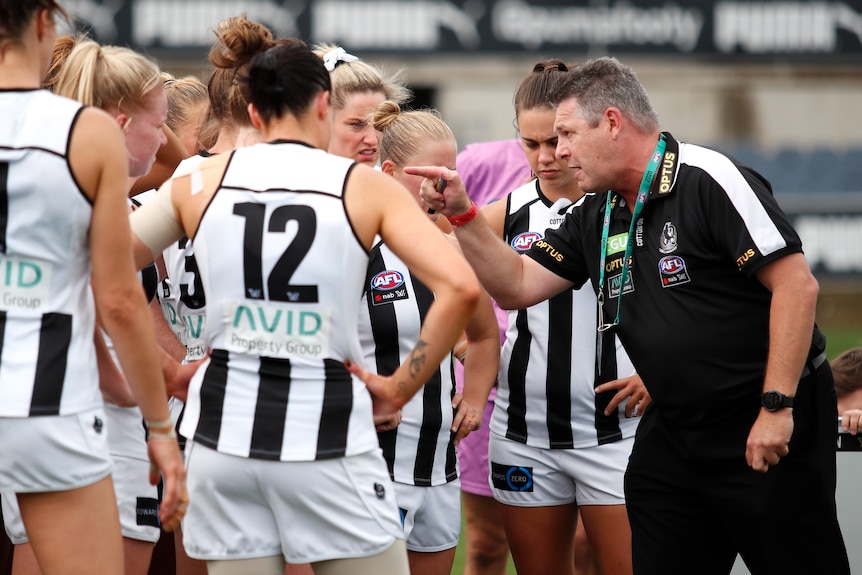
[358,241,458,487]
[0,90,100,417]
[158,155,208,362]
[493,180,639,448]
[178,141,376,461]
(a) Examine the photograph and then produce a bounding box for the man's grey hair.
[549,57,659,134]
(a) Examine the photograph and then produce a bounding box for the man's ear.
[605,107,623,139]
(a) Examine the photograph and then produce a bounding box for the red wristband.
[447,202,478,227]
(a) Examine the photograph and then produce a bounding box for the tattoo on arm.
[397,380,409,396]
[408,340,429,381]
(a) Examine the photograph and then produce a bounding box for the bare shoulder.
[344,163,417,249]
[70,107,125,154]
[169,152,231,235]
[69,107,127,201]
[348,162,402,193]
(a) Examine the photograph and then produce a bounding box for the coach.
[413,56,849,575]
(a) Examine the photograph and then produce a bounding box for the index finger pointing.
[404,166,456,181]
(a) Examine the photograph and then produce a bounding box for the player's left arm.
[451,268,500,444]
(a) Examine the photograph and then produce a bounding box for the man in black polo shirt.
[411,57,848,575]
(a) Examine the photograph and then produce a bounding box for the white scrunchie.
[322,46,359,72]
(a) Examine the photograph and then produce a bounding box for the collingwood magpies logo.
[658,221,678,254]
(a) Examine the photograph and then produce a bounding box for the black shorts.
[625,362,849,575]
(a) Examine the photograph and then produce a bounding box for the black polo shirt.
[527,133,825,442]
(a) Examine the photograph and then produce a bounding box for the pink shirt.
[455,139,532,396]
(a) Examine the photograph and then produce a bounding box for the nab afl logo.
[659,256,684,274]
[511,231,543,252]
[658,255,691,288]
[371,270,404,291]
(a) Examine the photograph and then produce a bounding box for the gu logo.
[371,270,405,291]
[511,231,543,251]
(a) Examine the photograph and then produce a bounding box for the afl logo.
[511,231,543,251]
[371,270,404,291]
[659,256,685,274]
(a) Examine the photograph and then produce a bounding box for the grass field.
[823,325,862,361]
[448,323,862,574]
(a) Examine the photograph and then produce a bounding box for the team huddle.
[0,3,851,575]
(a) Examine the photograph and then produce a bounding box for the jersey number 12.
[233,202,319,303]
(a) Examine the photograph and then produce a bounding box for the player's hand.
[162,352,207,402]
[594,374,651,417]
[451,394,481,445]
[147,432,187,531]
[344,358,404,417]
[745,409,793,473]
[841,409,862,435]
[374,411,402,432]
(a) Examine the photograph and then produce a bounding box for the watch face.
[763,391,782,410]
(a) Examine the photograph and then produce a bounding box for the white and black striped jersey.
[358,241,458,487]
[493,180,639,449]
[158,156,209,363]
[0,90,100,418]
[178,141,377,461]
[160,237,207,361]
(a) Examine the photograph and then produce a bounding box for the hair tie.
[323,47,359,72]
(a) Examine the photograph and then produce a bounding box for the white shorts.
[1,493,25,545]
[104,403,148,461]
[168,397,188,450]
[182,443,404,564]
[0,408,112,493]
[393,480,460,553]
[113,456,160,542]
[1,456,160,544]
[488,433,632,507]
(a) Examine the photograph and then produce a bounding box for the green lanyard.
[597,135,666,333]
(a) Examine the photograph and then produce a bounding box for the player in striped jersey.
[154,18,316,575]
[415,62,649,575]
[2,34,192,575]
[129,39,480,575]
[359,102,499,575]
[0,4,185,575]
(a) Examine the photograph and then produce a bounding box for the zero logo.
[371,270,404,290]
[506,466,533,491]
[659,256,685,274]
[511,231,542,251]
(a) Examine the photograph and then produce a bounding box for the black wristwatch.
[761,390,794,412]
